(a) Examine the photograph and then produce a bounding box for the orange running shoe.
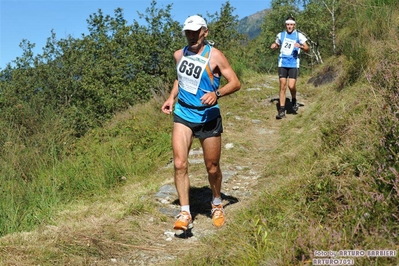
[211,203,225,227]
[173,211,193,230]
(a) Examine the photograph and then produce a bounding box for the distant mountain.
[237,9,269,40]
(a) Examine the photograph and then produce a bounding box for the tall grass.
[367,19,399,229]
[0,98,172,236]
[179,2,399,264]
[180,63,397,265]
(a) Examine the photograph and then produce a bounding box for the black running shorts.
[173,114,223,139]
[278,67,298,79]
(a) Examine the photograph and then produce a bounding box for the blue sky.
[0,0,271,69]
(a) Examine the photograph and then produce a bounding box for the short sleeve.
[298,32,307,44]
[275,32,282,44]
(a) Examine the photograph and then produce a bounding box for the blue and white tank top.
[174,44,221,123]
[276,30,307,68]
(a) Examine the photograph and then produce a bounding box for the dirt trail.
[124,79,304,265]
[0,77,306,265]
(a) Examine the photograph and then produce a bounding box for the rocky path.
[0,77,308,266]
[125,79,304,265]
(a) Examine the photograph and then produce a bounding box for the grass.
[0,96,173,237]
[1,2,399,265]
[2,31,399,266]
[178,66,398,265]
[1,60,398,265]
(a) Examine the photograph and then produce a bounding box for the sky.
[0,0,271,69]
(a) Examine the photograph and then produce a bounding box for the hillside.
[0,65,397,265]
[1,1,399,265]
[0,73,289,265]
[237,9,268,39]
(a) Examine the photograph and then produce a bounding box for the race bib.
[177,51,209,95]
[281,38,296,55]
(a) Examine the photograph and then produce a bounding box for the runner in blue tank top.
[161,15,241,231]
[271,16,309,119]
[174,43,221,123]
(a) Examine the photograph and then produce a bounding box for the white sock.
[212,197,222,206]
[181,205,190,214]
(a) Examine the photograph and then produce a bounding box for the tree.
[135,0,183,85]
[298,0,338,61]
[206,0,245,53]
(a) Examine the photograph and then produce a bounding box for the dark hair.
[286,16,295,21]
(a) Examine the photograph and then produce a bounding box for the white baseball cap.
[182,15,207,31]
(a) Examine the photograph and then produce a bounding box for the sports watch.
[215,90,222,99]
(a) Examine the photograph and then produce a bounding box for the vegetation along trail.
[1,0,399,264]
[0,73,307,265]
[1,69,398,265]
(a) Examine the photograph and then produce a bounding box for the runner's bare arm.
[211,48,241,97]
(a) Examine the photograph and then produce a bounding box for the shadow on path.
[271,97,305,114]
[172,186,239,221]
[173,186,239,239]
